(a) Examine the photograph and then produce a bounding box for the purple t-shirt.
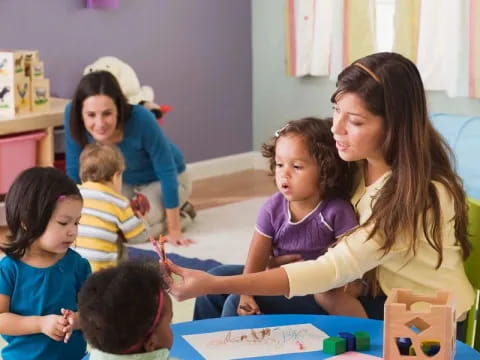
[255,192,358,260]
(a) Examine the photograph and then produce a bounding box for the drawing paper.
[183,323,328,359]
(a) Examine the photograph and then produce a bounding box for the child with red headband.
[78,261,174,359]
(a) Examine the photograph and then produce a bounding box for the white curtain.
[286,0,376,78]
[394,0,480,98]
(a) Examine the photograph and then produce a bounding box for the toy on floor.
[83,56,171,123]
[323,331,370,355]
[384,289,455,359]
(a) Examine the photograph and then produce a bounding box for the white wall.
[252,0,480,149]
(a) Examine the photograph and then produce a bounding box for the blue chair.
[431,113,480,200]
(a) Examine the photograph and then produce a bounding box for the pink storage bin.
[0,131,46,195]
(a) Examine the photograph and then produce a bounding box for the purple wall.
[0,0,252,162]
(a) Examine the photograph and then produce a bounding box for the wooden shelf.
[0,97,68,135]
[0,97,68,167]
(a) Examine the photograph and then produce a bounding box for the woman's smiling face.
[82,95,118,143]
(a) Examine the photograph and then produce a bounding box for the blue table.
[170,314,480,359]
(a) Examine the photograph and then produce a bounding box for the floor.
[189,169,276,210]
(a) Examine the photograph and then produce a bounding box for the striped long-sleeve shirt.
[75,181,147,271]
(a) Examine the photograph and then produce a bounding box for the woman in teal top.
[0,167,92,360]
[64,71,194,246]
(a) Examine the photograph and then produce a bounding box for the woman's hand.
[267,254,303,269]
[237,295,262,316]
[40,314,69,342]
[165,231,194,246]
[166,260,212,301]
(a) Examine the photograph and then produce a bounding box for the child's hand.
[237,295,262,316]
[40,314,69,342]
[61,308,77,343]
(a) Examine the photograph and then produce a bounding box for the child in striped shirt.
[74,143,148,271]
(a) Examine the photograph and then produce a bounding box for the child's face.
[274,133,320,204]
[82,95,119,143]
[33,197,82,256]
[148,292,174,350]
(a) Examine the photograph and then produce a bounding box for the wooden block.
[23,50,39,78]
[323,336,346,355]
[0,81,14,116]
[383,289,455,360]
[13,51,25,75]
[354,331,371,351]
[339,331,356,351]
[31,78,50,112]
[32,61,44,79]
[0,51,19,116]
[14,74,31,113]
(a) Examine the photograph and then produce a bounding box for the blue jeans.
[193,264,387,320]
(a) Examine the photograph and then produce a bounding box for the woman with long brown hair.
[168,53,474,326]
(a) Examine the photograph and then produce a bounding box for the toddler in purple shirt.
[237,117,367,318]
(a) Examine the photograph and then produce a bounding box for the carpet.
[128,247,222,271]
[128,196,268,268]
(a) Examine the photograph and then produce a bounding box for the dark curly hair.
[262,117,354,199]
[78,260,169,354]
[1,167,82,259]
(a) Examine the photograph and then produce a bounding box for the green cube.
[323,336,346,355]
[354,331,370,351]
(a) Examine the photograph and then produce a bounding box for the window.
[375,0,395,51]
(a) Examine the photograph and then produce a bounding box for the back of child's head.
[78,260,170,354]
[262,117,354,199]
[2,166,82,258]
[79,142,125,183]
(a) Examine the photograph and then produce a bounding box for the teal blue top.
[64,104,186,208]
[0,249,92,360]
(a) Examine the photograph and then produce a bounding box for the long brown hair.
[331,52,470,267]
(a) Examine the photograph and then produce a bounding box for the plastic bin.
[0,131,46,194]
[53,127,65,154]
[54,153,65,173]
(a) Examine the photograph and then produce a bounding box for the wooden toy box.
[384,289,456,359]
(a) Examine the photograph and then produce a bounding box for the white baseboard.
[187,151,270,181]
[253,151,270,171]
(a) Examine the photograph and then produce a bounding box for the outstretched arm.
[167,261,290,302]
[168,227,392,301]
